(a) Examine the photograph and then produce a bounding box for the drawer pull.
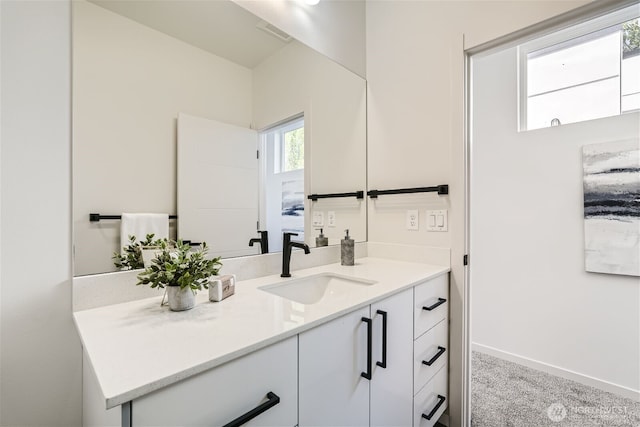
[422,394,446,421]
[361,317,372,380]
[222,391,280,427]
[376,310,387,369]
[422,298,446,311]
[422,346,446,366]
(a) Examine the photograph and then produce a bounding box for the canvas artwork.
[282,179,304,238]
[583,139,640,277]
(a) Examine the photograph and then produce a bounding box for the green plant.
[136,240,222,291]
[623,19,640,56]
[113,233,166,270]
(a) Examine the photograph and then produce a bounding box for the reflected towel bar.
[89,213,177,222]
[307,191,364,201]
[367,185,448,198]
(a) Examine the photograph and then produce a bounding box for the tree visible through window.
[283,126,304,172]
[623,19,640,56]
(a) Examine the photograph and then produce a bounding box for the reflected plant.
[112,233,166,270]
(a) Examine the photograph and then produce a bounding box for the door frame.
[461,1,638,425]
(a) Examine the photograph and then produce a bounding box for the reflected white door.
[177,113,259,258]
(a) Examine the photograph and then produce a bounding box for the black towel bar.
[89,213,177,222]
[367,185,448,198]
[307,191,364,201]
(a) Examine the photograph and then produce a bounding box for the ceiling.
[89,0,291,69]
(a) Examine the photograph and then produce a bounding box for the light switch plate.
[327,211,336,227]
[426,209,448,231]
[406,210,419,230]
[312,211,324,227]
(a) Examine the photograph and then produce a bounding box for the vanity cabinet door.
[298,307,370,427]
[370,288,414,427]
[131,336,297,427]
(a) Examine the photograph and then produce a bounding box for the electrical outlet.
[406,210,419,230]
[327,211,336,227]
[312,211,324,227]
[426,209,448,231]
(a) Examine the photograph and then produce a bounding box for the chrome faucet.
[249,230,269,254]
[281,232,310,277]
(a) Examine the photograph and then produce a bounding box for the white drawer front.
[413,364,448,427]
[413,319,448,395]
[414,274,448,339]
[132,336,297,427]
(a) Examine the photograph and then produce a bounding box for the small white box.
[209,274,236,302]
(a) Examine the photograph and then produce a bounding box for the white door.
[370,289,414,427]
[177,113,259,257]
[298,307,370,427]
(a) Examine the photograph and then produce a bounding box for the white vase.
[166,286,196,311]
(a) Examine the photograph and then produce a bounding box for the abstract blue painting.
[583,139,639,276]
[281,179,304,238]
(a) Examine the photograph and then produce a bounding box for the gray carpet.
[471,351,640,427]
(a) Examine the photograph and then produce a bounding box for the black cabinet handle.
[222,391,280,427]
[422,394,446,421]
[422,346,446,366]
[376,310,387,369]
[361,317,372,380]
[422,298,446,311]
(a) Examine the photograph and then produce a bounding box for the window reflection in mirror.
[261,116,305,253]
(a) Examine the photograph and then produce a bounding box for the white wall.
[253,41,367,246]
[73,0,253,276]
[471,46,640,397]
[1,1,82,425]
[232,0,366,78]
[365,1,589,425]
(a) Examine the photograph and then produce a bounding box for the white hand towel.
[120,213,169,253]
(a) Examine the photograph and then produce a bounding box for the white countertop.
[74,257,449,409]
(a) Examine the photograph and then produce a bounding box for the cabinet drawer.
[132,336,297,427]
[414,274,448,339]
[413,319,448,395]
[413,364,448,427]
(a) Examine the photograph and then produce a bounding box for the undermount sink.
[259,273,376,304]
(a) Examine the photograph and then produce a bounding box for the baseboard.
[472,343,640,402]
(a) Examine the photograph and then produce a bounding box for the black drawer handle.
[422,298,446,311]
[222,391,280,427]
[422,394,446,421]
[376,310,387,369]
[361,317,372,380]
[422,346,446,366]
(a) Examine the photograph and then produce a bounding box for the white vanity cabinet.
[131,336,297,427]
[298,288,414,427]
[78,262,451,427]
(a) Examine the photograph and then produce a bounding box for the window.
[259,115,305,252]
[274,118,304,173]
[520,5,640,130]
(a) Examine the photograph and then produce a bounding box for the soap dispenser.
[341,229,354,266]
[315,228,328,247]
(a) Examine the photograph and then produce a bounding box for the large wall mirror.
[72,0,367,276]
